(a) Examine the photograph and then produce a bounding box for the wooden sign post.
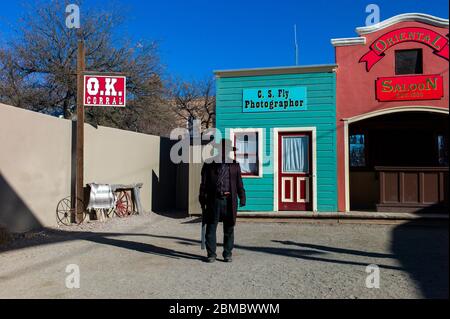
[75,40,85,224]
[72,38,127,224]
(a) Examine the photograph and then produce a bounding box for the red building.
[332,13,449,213]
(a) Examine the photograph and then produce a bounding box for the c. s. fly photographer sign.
[243,86,307,113]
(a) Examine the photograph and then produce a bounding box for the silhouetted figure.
[199,139,246,263]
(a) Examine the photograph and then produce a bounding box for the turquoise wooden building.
[214,65,338,213]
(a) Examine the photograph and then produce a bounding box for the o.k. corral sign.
[84,75,127,107]
[243,87,307,113]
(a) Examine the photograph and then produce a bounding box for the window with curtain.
[282,136,309,173]
[234,132,259,176]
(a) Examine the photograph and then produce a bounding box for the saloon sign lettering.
[376,74,444,102]
[360,27,449,71]
[84,75,126,107]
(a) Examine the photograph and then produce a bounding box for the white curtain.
[283,136,309,173]
[235,136,247,154]
[237,157,257,174]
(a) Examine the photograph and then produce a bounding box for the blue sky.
[0,0,448,80]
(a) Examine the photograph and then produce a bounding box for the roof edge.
[331,37,366,47]
[356,13,449,35]
[214,64,338,78]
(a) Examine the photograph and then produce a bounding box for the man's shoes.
[223,256,232,263]
[205,256,216,263]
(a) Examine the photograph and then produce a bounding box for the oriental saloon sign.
[243,87,307,113]
[360,27,449,71]
[376,74,444,102]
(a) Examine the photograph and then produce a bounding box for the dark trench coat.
[199,162,246,226]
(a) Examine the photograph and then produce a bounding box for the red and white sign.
[376,74,444,102]
[360,27,449,72]
[84,75,126,107]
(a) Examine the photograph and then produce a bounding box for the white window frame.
[230,128,264,178]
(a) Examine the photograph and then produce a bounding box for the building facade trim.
[214,64,337,78]
[331,37,367,47]
[356,13,449,35]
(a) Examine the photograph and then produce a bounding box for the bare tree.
[168,77,216,131]
[0,0,175,136]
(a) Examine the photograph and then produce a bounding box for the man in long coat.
[199,139,246,263]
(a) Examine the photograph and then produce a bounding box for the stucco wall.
[84,124,160,214]
[0,103,162,232]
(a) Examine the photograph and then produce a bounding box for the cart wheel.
[56,196,86,226]
[115,191,131,218]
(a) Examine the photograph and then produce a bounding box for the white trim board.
[331,37,366,47]
[273,127,318,212]
[342,106,449,212]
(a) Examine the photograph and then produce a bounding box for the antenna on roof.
[294,24,299,66]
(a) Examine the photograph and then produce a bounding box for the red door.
[278,132,312,211]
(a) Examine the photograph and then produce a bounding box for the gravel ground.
[0,213,447,299]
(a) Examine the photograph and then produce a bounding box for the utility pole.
[294,24,299,66]
[75,39,85,223]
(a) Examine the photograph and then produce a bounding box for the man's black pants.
[205,196,234,259]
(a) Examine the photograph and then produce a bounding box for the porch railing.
[375,166,449,213]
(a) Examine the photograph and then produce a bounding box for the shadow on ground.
[1,216,448,298]
[146,233,404,270]
[391,220,449,299]
[0,228,203,262]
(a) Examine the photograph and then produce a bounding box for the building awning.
[214,64,338,78]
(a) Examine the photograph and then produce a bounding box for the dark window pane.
[438,135,449,166]
[350,134,366,167]
[395,49,423,75]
